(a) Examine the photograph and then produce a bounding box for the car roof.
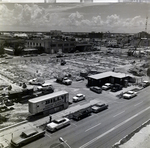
[127,91,134,93]
[105,83,111,85]
[22,128,37,137]
[143,81,149,83]
[77,94,83,96]
[55,118,67,122]
[92,86,101,89]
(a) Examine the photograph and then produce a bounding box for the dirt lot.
[0,49,149,147]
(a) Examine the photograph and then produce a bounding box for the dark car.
[72,107,92,121]
[111,84,123,92]
[142,81,150,88]
[91,103,108,113]
[90,86,102,94]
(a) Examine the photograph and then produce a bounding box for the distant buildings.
[26,39,76,53]
[121,0,150,2]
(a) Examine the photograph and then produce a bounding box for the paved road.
[21,86,150,148]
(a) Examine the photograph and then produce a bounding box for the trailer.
[28,91,69,115]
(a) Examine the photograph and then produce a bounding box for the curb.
[0,120,28,132]
[112,119,150,148]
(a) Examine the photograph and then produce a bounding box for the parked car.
[56,76,72,85]
[90,86,102,93]
[111,84,123,92]
[142,81,150,88]
[62,77,72,85]
[0,137,9,148]
[11,128,45,147]
[73,94,86,102]
[46,118,70,132]
[72,107,92,121]
[91,103,108,113]
[123,91,137,99]
[102,83,112,90]
[28,78,45,85]
[76,76,84,81]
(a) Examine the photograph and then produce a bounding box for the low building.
[26,39,76,54]
[4,47,14,55]
[22,48,38,55]
[87,71,133,87]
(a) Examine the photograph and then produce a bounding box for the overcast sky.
[0,3,149,33]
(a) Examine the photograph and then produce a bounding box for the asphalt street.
[21,86,150,148]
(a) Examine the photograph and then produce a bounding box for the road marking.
[72,123,77,127]
[73,88,80,92]
[85,123,101,132]
[134,101,143,107]
[113,111,125,117]
[45,133,51,138]
[79,106,150,148]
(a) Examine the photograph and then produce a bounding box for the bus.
[28,91,69,115]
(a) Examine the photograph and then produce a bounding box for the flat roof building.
[88,71,133,87]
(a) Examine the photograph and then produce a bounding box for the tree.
[147,68,150,80]
[8,85,12,91]
[0,44,4,55]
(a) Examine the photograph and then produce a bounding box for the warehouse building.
[87,71,133,87]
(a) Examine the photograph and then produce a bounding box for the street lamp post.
[59,137,71,148]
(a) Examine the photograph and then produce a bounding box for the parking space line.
[134,101,143,107]
[85,123,101,132]
[45,133,51,138]
[113,111,125,117]
[72,122,77,127]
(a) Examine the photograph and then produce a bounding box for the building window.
[51,44,56,47]
[58,44,62,47]
[46,100,50,104]
[64,43,69,46]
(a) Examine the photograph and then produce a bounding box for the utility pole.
[145,16,148,33]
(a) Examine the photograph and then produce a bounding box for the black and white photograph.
[0,1,150,148]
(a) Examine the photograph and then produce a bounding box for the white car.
[28,78,45,85]
[102,83,112,90]
[123,91,137,99]
[73,94,86,102]
[62,77,72,85]
[46,118,70,132]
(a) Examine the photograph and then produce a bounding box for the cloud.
[0,4,146,33]
[68,11,84,26]
[92,15,103,26]
[0,4,14,26]
[106,14,120,26]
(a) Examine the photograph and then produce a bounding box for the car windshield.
[94,87,101,90]
[127,91,134,94]
[53,119,66,124]
[77,94,82,97]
